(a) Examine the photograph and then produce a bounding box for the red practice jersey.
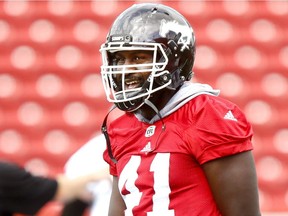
[104,94,253,216]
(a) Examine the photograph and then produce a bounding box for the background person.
[61,133,111,216]
[0,161,106,216]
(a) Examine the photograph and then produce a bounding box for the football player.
[100,3,261,216]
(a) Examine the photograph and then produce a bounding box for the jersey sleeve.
[103,148,118,176]
[185,94,254,165]
[0,161,57,214]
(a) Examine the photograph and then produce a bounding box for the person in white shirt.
[61,133,111,216]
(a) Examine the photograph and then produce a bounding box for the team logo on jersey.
[145,126,156,137]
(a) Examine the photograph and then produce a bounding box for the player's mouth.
[125,77,143,89]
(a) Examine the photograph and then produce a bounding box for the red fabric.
[103,94,253,216]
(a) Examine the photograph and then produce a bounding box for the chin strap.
[101,105,117,164]
[144,99,166,131]
[143,99,166,153]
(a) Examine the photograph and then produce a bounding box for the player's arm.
[202,151,261,216]
[0,161,105,215]
[55,172,106,203]
[108,176,126,216]
[0,161,57,215]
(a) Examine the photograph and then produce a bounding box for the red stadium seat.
[0,0,288,213]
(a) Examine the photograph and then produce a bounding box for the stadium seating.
[0,0,287,215]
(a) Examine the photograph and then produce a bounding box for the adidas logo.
[140,142,152,154]
[224,110,237,121]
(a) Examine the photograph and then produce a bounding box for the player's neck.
[135,89,175,121]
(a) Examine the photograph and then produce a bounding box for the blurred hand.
[55,168,110,203]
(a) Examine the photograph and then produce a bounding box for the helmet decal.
[159,20,192,51]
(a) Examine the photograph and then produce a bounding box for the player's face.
[110,50,153,91]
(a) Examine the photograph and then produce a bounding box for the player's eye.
[111,56,125,65]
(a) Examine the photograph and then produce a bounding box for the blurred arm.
[55,168,110,203]
[0,161,57,214]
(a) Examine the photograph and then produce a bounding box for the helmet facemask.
[100,40,171,112]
